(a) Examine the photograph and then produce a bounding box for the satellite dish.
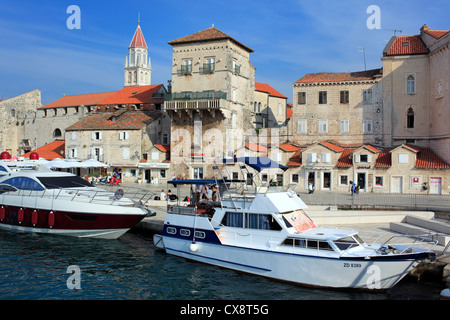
[114,189,124,200]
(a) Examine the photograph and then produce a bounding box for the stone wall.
[0,89,41,155]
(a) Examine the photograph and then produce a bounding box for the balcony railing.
[200,63,215,73]
[164,91,226,101]
[164,99,223,110]
[177,65,192,75]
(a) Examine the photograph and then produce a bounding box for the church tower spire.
[124,22,151,86]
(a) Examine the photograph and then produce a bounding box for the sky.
[0,0,448,105]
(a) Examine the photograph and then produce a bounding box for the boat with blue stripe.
[154,157,437,290]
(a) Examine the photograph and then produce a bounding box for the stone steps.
[306,208,434,226]
[390,215,450,247]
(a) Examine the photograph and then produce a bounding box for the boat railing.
[338,230,438,257]
[0,183,156,207]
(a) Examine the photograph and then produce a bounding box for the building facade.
[291,69,383,146]
[254,82,288,129]
[0,89,42,155]
[164,26,256,179]
[382,25,449,163]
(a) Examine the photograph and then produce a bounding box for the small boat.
[0,151,154,239]
[154,157,437,290]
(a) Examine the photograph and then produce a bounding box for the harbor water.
[0,228,444,301]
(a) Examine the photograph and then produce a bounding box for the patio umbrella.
[80,159,109,168]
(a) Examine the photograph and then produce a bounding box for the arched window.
[407,75,415,94]
[53,128,62,138]
[407,107,415,128]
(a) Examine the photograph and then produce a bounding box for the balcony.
[200,62,215,73]
[164,91,226,101]
[164,99,223,111]
[177,65,192,75]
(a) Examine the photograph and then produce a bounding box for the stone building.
[0,89,42,155]
[381,25,450,164]
[164,26,256,179]
[291,68,383,146]
[254,82,288,129]
[65,107,168,182]
[32,91,116,149]
[270,140,450,194]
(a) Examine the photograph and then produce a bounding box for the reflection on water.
[0,230,443,300]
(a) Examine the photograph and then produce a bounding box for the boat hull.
[0,204,146,239]
[160,234,423,291]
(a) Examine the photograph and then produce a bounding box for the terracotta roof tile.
[278,144,300,152]
[168,26,254,53]
[336,148,355,167]
[287,104,293,119]
[373,146,450,169]
[287,149,302,167]
[129,25,147,49]
[255,82,287,99]
[386,35,429,56]
[40,91,116,109]
[97,85,163,106]
[374,150,392,168]
[22,140,65,159]
[424,30,450,39]
[319,141,344,152]
[295,68,382,84]
[415,148,450,169]
[66,110,157,131]
[246,144,268,152]
[154,144,170,153]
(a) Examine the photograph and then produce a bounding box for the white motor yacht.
[0,152,154,239]
[154,157,436,290]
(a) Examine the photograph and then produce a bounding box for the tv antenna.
[358,47,366,71]
[385,28,402,36]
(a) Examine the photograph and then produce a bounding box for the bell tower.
[124,21,151,86]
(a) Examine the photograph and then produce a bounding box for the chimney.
[420,24,430,33]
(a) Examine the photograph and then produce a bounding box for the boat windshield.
[37,176,93,189]
[1,177,45,191]
[282,210,317,232]
[333,235,364,251]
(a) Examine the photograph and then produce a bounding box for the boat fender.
[48,211,55,228]
[0,206,5,221]
[441,288,450,300]
[31,210,38,226]
[190,242,198,252]
[18,208,24,224]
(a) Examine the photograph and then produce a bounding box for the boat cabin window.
[221,212,282,231]
[333,236,362,251]
[1,177,45,191]
[0,166,8,175]
[37,176,93,189]
[282,238,334,251]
